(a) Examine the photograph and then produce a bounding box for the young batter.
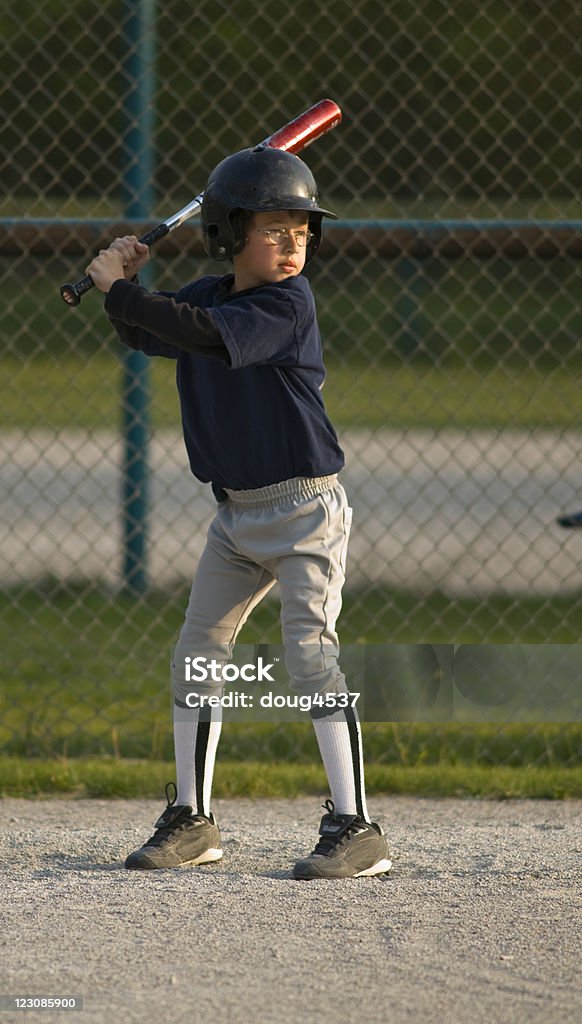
[87,146,391,880]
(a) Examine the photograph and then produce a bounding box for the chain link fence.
[1,1,581,765]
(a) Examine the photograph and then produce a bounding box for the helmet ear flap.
[305,214,323,263]
[229,209,253,256]
[202,215,230,260]
[201,208,250,260]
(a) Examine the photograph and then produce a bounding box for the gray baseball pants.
[172,474,352,702]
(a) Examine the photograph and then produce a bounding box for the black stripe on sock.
[346,706,365,819]
[194,706,212,816]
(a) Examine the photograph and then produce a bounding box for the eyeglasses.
[254,227,314,247]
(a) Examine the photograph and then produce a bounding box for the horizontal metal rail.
[2,219,582,258]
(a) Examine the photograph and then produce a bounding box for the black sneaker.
[125,783,223,870]
[293,800,392,880]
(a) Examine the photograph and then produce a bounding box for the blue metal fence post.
[120,0,155,593]
[395,258,424,359]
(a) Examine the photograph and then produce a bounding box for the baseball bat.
[60,98,342,307]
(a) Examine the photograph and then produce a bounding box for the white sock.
[173,705,222,817]
[311,707,369,820]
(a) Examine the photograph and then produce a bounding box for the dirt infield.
[1,796,580,1024]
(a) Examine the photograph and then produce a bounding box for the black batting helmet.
[201,146,337,262]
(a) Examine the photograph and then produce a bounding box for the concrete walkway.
[1,427,581,594]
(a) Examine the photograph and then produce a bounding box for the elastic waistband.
[224,474,338,508]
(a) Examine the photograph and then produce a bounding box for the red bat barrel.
[263,99,342,154]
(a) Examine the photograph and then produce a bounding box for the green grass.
[1,757,581,800]
[2,585,580,796]
[1,584,581,766]
[2,353,582,431]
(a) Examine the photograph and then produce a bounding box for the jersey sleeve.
[104,279,230,363]
[207,278,313,370]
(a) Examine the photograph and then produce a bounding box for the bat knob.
[60,283,81,306]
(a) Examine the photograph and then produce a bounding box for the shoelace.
[145,782,207,847]
[147,809,194,847]
[310,799,363,856]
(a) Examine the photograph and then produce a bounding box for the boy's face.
[232,209,310,292]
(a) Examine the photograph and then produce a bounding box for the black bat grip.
[138,221,169,246]
[60,221,170,307]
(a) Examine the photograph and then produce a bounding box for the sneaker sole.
[354,857,393,877]
[293,856,393,880]
[125,847,223,870]
[182,847,223,867]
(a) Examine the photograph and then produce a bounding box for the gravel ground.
[1,796,581,1024]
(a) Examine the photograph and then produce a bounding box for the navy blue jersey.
[105,273,344,501]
